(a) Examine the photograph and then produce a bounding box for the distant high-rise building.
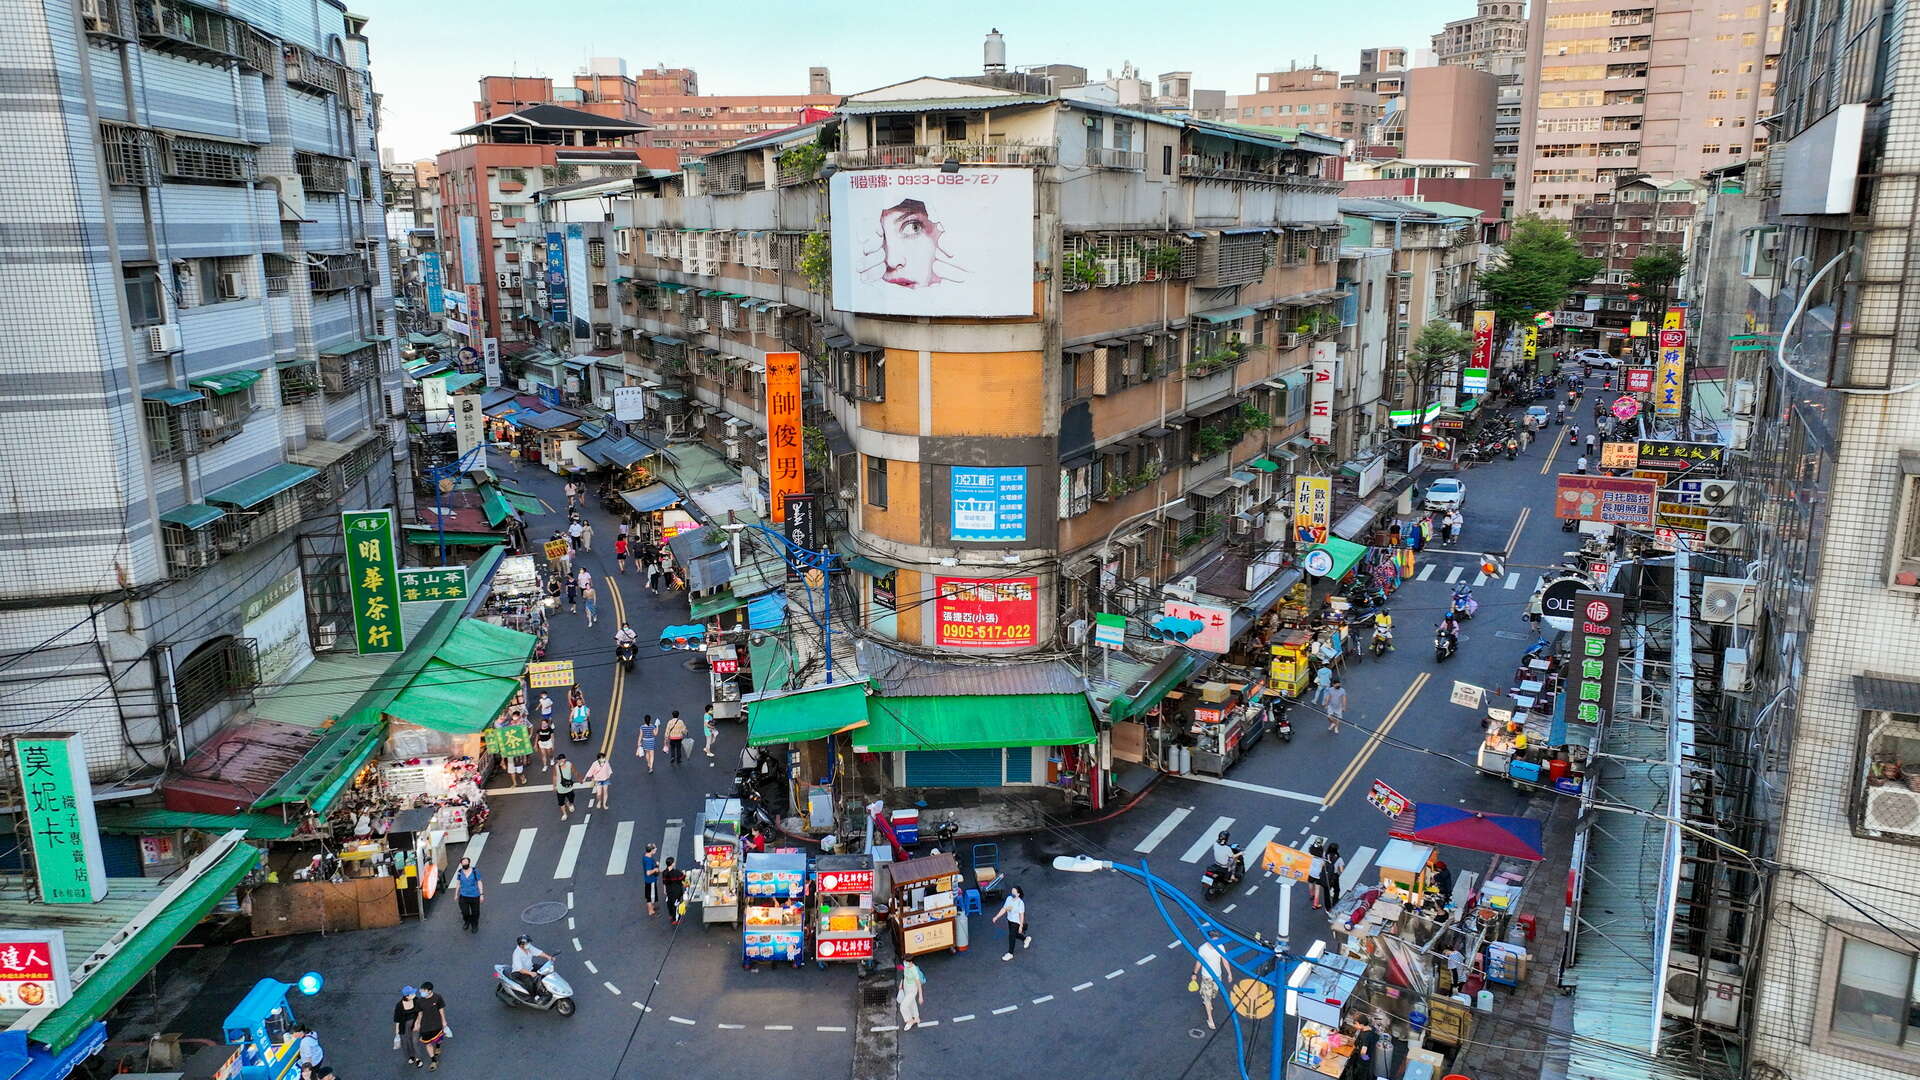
[1359,47,1408,73]
[1432,0,1527,71]
[1229,68,1381,142]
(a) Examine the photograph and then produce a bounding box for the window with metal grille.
[309,253,366,293]
[866,455,889,508]
[295,152,348,194]
[100,122,161,187]
[173,635,259,721]
[161,520,218,577]
[588,239,606,266]
[165,135,257,183]
[1214,233,1270,283]
[144,397,201,462]
[282,43,342,96]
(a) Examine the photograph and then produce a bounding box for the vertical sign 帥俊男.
[12,735,106,904]
[1655,308,1686,417]
[950,467,1027,542]
[545,231,569,328]
[764,352,804,524]
[343,510,405,655]
[1308,342,1336,444]
[1570,591,1624,728]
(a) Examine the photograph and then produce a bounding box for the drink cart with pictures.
[701,840,741,927]
[811,853,877,969]
[221,978,311,1080]
[886,852,962,958]
[1186,678,1270,776]
[1269,632,1313,698]
[741,851,807,967]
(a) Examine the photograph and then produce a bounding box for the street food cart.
[221,978,311,1080]
[887,852,962,957]
[741,851,807,967]
[1186,680,1270,776]
[1374,839,1439,904]
[811,853,878,968]
[1269,631,1313,698]
[1285,952,1370,1079]
[700,839,741,927]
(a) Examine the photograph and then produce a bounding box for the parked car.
[1423,477,1467,511]
[1576,349,1622,369]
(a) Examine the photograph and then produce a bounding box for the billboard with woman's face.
[829,167,1034,317]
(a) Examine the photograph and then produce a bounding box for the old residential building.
[1339,199,1490,414]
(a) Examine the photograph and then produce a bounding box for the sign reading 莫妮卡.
[11,735,106,904]
[343,510,405,655]
[398,566,469,602]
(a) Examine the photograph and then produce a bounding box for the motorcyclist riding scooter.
[511,936,552,1000]
[1434,614,1460,663]
[1370,611,1394,657]
[613,623,637,671]
[1201,830,1246,900]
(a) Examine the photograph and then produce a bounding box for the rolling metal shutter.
[903,748,1002,788]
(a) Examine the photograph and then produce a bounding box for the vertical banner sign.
[1656,308,1686,417]
[545,231,569,328]
[453,393,487,469]
[1625,367,1654,394]
[1570,591,1624,727]
[1465,309,1495,391]
[564,225,590,342]
[457,216,480,286]
[482,337,501,388]
[949,467,1028,541]
[422,252,445,314]
[12,735,106,903]
[782,493,817,582]
[764,352,804,524]
[1308,342,1336,444]
[1293,476,1332,544]
[464,285,484,336]
[342,510,405,654]
[1521,325,1538,365]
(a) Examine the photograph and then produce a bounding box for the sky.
[360,0,1469,163]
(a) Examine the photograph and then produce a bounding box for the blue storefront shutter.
[903,748,1003,787]
[99,832,144,878]
[1004,748,1033,784]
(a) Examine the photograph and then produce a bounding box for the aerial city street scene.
[1,0,1910,1077]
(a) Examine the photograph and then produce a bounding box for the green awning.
[400,525,507,546]
[385,620,537,734]
[1306,536,1369,581]
[1458,396,1480,414]
[857,693,1097,752]
[1109,652,1203,722]
[746,681,872,747]
[204,462,318,508]
[690,587,747,622]
[437,372,485,393]
[842,553,895,579]
[158,503,225,530]
[1249,458,1280,473]
[500,487,546,515]
[1195,305,1256,324]
[22,840,261,1054]
[320,338,374,357]
[94,805,298,840]
[748,633,794,693]
[479,485,514,526]
[188,369,263,396]
[142,386,204,406]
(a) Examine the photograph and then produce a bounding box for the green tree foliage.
[1478,217,1603,329]
[1630,246,1687,293]
[1405,320,1475,384]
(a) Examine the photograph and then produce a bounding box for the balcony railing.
[829,141,1057,169]
[1087,147,1145,171]
[136,0,241,63]
[1179,155,1340,190]
[296,152,348,194]
[279,360,320,404]
[319,348,376,393]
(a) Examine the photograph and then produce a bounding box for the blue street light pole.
[424,443,487,567]
[1054,855,1302,1080]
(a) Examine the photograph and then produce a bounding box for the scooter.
[1201,845,1246,901]
[925,811,961,848]
[615,639,636,672]
[1450,585,1479,620]
[1434,630,1458,663]
[1371,625,1394,657]
[1275,710,1293,743]
[494,958,577,1017]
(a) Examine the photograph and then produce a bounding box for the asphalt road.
[165,386,1587,1080]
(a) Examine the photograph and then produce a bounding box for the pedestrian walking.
[614,536,629,574]
[1307,839,1327,908]
[1576,455,1589,475]
[635,714,658,772]
[1192,930,1231,1030]
[641,843,660,916]
[565,480,579,510]
[535,715,556,772]
[619,518,631,541]
[581,582,598,627]
[665,711,689,765]
[897,959,927,1030]
[702,707,718,761]
[568,517,585,551]
[553,754,577,821]
[1585,433,1596,453]
[585,752,612,810]
[580,519,594,553]
[1324,678,1348,734]
[1312,663,1334,705]
[992,884,1031,960]
[1319,841,1346,905]
[647,561,662,595]
[292,1026,324,1080]
[662,856,687,924]
[393,987,425,1068]
[564,574,579,614]
[453,857,483,933]
[413,983,449,1071]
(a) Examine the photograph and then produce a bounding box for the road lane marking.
[1417,563,1435,581]
[567,917,575,931]
[1245,825,1282,864]
[1473,572,1488,586]
[462,832,488,866]
[604,982,622,995]
[1105,969,1125,980]
[1181,817,1236,863]
[1181,775,1323,804]
[717,1023,745,1030]
[1246,885,1258,895]
[608,820,634,876]
[500,827,537,884]
[1136,954,1157,966]
[1223,904,1237,914]
[1505,506,1532,552]
[1505,573,1521,590]
[1134,807,1192,854]
[571,937,582,951]
[1072,982,1094,992]
[918,1020,940,1028]
[1343,846,1379,895]
[1032,994,1054,1004]
[554,823,588,879]
[669,1016,696,1025]
[765,1024,794,1031]
[817,1025,846,1032]
[1323,673,1429,807]
[584,960,598,974]
[1540,431,1565,475]
[994,1005,1019,1015]
[1445,566,1463,584]
[872,1024,898,1031]
[661,818,684,865]
[953,1015,975,1023]
[601,580,626,757]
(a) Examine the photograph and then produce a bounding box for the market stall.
[741,851,807,967]
[700,839,741,927]
[1285,950,1370,1079]
[811,853,877,968]
[1181,678,1271,776]
[887,852,961,958]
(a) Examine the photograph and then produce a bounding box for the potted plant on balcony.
[1193,427,1232,460]
[1063,251,1101,291]
[1145,245,1183,282]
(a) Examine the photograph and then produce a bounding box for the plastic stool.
[962,888,983,916]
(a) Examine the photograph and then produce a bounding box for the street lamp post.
[424,442,487,567]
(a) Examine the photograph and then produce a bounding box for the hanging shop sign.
[526,660,577,688]
[872,570,897,611]
[934,576,1038,648]
[782,494,819,585]
[1570,591,1625,726]
[1538,574,1592,633]
[1633,440,1726,475]
[1093,612,1127,650]
[0,930,69,1008]
[764,352,804,524]
[1629,320,1649,338]
[1302,548,1334,578]
[1655,308,1686,416]
[1610,396,1641,421]
[397,566,469,602]
[1554,474,1658,527]
[1308,343,1336,444]
[1600,442,1640,470]
[1293,476,1332,544]
[483,723,534,757]
[483,337,501,388]
[949,467,1028,542]
[10,736,106,904]
[1367,779,1411,819]
[1465,310,1494,392]
[1624,367,1654,394]
[454,394,487,468]
[1160,599,1232,654]
[458,217,480,286]
[1450,681,1485,709]
[1554,310,1595,328]
[612,385,646,423]
[1521,325,1538,364]
[423,252,445,314]
[343,510,405,655]
[543,539,571,563]
[545,231,569,327]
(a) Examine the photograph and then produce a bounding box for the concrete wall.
[1404,66,1497,170]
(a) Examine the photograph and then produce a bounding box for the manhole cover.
[1494,630,1530,641]
[1189,1027,1208,1039]
[522,901,569,925]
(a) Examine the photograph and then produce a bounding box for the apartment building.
[1231,68,1383,142]
[1339,199,1491,413]
[1399,65,1499,169]
[1516,0,1783,217]
[1433,0,1529,70]
[630,64,839,158]
[0,0,402,780]
[1566,174,1701,345]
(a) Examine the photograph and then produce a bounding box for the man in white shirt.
[510,935,553,1001]
[1193,930,1232,1030]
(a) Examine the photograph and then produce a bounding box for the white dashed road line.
[1181,775,1323,804]
[669,1016,695,1025]
[1072,982,1094,992]
[603,982,621,995]
[1032,994,1054,1004]
[1133,807,1192,854]
[993,1005,1019,1015]
[953,1015,975,1023]
[717,1023,745,1030]
[584,960,598,974]
[765,1024,794,1031]
[816,1025,846,1033]
[571,937,582,951]
[1136,954,1156,965]
[1223,904,1237,914]
[1104,969,1125,980]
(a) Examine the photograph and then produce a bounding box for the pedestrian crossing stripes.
[661,818,684,867]
[1244,825,1281,863]
[1180,816,1236,863]
[1416,564,1435,581]
[1133,806,1191,854]
[500,827,537,884]
[1445,566,1463,584]
[555,823,588,879]
[1504,573,1521,590]
[1473,572,1488,587]
[462,831,489,867]
[607,820,634,876]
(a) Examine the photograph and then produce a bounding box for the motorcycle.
[1450,585,1479,620]
[1505,442,1519,461]
[1201,845,1246,901]
[1434,630,1458,663]
[925,811,960,848]
[615,639,636,672]
[1371,625,1394,657]
[1562,516,1578,533]
[494,958,576,1017]
[1275,708,1293,743]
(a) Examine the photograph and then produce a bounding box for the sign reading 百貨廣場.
[397,566,469,602]
[1570,591,1625,728]
[343,510,405,655]
[765,352,804,524]
[11,735,106,904]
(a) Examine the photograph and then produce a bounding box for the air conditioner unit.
[1704,521,1747,550]
[216,273,242,300]
[490,205,503,221]
[722,438,742,463]
[1661,953,1743,1029]
[313,618,347,652]
[1864,785,1920,839]
[1731,417,1752,450]
[1721,645,1750,692]
[1096,258,1120,286]
[1065,618,1088,647]
[1729,379,1755,416]
[147,324,182,353]
[1699,480,1743,509]
[689,411,708,432]
[80,0,109,30]
[267,173,307,221]
[1699,576,1757,626]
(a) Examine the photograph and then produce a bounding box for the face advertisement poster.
[829,168,1034,317]
[935,576,1038,648]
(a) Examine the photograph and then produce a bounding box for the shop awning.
[479,484,514,526]
[93,805,299,840]
[1249,458,1280,473]
[10,834,260,1055]
[384,619,538,734]
[856,693,1097,752]
[840,552,895,579]
[747,593,786,630]
[1408,802,1545,861]
[689,588,747,622]
[622,484,679,513]
[142,386,204,406]
[748,633,794,693]
[204,462,318,509]
[499,486,546,515]
[187,369,263,396]
[576,440,613,466]
[1194,305,1256,324]
[1109,651,1203,722]
[158,503,225,530]
[1305,536,1369,581]
[439,372,485,393]
[1333,503,1381,542]
[579,435,655,468]
[400,525,508,547]
[320,338,374,357]
[745,680,872,746]
[1458,396,1481,414]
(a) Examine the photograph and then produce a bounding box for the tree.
[1478,216,1603,330]
[1630,245,1687,303]
[1404,320,1476,409]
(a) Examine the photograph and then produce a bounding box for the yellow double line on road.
[1322,672,1430,808]
[600,579,626,758]
[1538,428,1567,475]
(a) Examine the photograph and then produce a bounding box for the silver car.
[1424,477,1467,511]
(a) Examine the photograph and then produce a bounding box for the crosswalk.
[1413,563,1539,592]
[1131,805,1379,896]
[473,815,689,885]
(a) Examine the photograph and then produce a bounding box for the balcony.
[309,254,368,294]
[1087,147,1145,171]
[318,342,378,393]
[1179,155,1341,191]
[829,141,1057,169]
[295,152,348,194]
[278,359,320,404]
[282,44,343,97]
[136,0,241,64]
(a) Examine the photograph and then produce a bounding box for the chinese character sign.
[342,510,405,654]
[11,736,106,904]
[482,337,501,388]
[764,352,804,523]
[545,231,569,327]
[1656,308,1686,416]
[1308,343,1336,444]
[949,467,1028,542]
[1521,325,1538,364]
[1554,474,1659,527]
[935,577,1038,648]
[453,394,486,469]
[1159,599,1232,653]
[483,723,534,758]
[1625,367,1654,394]
[1294,476,1332,544]
[1465,309,1494,392]
[1570,591,1624,728]
[397,566,470,602]
[0,930,69,1008]
[423,252,444,315]
[1633,440,1726,475]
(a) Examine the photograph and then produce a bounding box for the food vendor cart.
[220,978,312,1080]
[887,852,961,958]
[1186,680,1271,776]
[700,839,741,927]
[741,851,807,967]
[1269,632,1312,698]
[1285,952,1370,1080]
[1374,839,1439,904]
[811,853,877,969]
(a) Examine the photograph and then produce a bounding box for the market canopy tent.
[745,680,872,747]
[1408,802,1545,861]
[384,618,539,733]
[855,693,1096,752]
